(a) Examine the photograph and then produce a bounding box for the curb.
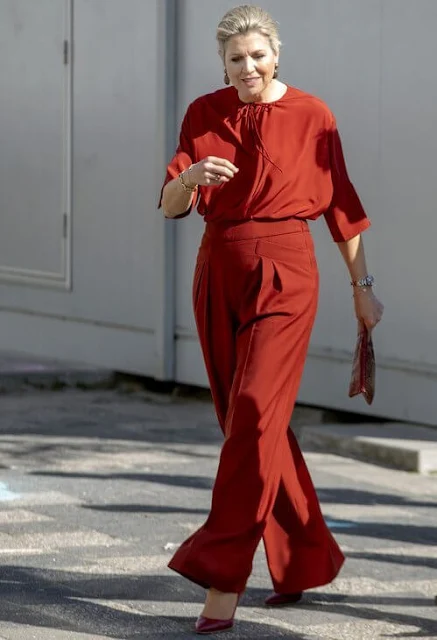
[300,423,437,475]
[0,351,114,393]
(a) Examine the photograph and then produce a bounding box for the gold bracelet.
[179,166,197,193]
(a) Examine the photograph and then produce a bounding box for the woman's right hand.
[188,156,239,187]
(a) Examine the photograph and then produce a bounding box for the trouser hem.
[270,545,346,594]
[168,557,247,594]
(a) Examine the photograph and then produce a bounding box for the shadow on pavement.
[0,391,223,446]
[326,519,437,546]
[82,504,209,515]
[0,566,434,638]
[318,487,436,509]
[27,471,436,547]
[245,587,437,639]
[345,550,437,570]
[0,566,312,639]
[32,471,214,490]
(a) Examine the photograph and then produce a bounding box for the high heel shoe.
[264,591,303,607]
[195,593,240,635]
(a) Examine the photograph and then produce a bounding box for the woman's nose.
[242,57,255,73]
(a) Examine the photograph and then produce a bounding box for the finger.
[206,156,239,174]
[362,317,375,331]
[371,315,382,328]
[212,171,229,181]
[206,172,228,186]
[212,157,239,172]
[206,164,235,180]
[205,162,237,180]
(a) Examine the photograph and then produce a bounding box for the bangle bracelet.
[179,166,197,193]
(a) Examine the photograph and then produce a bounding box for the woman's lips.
[242,77,260,86]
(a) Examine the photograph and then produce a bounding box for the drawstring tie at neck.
[237,102,282,173]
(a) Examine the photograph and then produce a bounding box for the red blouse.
[160,85,370,242]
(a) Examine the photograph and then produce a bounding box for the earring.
[224,69,230,85]
[273,63,279,79]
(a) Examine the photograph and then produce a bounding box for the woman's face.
[224,31,279,102]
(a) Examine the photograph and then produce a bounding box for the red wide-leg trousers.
[169,218,345,594]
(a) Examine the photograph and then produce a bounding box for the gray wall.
[173,0,437,424]
[0,0,70,285]
[0,0,163,374]
[0,0,436,425]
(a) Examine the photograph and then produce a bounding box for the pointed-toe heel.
[195,615,235,635]
[195,593,240,635]
[264,591,303,607]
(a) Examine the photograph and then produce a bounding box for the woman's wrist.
[353,286,372,294]
[179,165,198,190]
[350,275,374,288]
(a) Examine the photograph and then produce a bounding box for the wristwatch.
[351,275,374,288]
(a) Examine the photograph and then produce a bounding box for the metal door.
[0,0,71,288]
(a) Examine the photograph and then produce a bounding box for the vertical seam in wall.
[162,0,177,380]
[66,0,74,290]
[377,0,384,202]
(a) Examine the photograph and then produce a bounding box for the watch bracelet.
[351,275,374,288]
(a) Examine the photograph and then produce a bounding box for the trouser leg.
[263,428,345,593]
[169,229,343,593]
[190,243,235,433]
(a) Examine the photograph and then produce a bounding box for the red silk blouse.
[159,85,371,242]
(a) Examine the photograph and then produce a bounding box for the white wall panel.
[0,0,70,286]
[173,0,437,424]
[174,0,382,380]
[71,0,158,328]
[0,0,158,330]
[376,0,437,366]
[0,0,161,375]
[1,0,436,422]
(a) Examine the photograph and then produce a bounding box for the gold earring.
[224,69,230,85]
[273,64,279,79]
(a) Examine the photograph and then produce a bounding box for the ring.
[213,174,221,181]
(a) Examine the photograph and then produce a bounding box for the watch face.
[356,275,374,287]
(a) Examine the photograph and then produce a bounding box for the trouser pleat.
[169,222,345,592]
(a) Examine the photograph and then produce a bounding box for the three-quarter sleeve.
[158,105,198,217]
[323,115,371,242]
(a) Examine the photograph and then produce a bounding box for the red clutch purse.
[348,325,375,405]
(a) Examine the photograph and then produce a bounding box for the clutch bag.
[348,325,375,405]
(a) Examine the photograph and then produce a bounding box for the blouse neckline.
[234,84,291,106]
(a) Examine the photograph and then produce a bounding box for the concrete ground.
[0,385,436,639]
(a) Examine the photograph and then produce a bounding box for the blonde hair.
[217,5,282,59]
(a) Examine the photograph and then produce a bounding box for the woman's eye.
[230,54,264,62]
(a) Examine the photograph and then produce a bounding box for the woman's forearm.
[337,234,369,283]
[161,176,196,218]
[338,233,383,330]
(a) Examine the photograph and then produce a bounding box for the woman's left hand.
[353,288,384,331]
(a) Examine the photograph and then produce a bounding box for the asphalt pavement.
[0,387,435,639]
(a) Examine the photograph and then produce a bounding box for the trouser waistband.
[204,218,308,242]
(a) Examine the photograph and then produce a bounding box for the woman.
[160,4,383,635]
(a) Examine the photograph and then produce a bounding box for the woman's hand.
[162,156,239,218]
[353,288,384,331]
[188,156,239,187]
